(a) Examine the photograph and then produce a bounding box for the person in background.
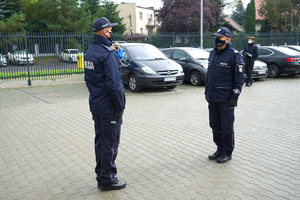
[113,42,124,60]
[205,27,245,163]
[242,36,258,87]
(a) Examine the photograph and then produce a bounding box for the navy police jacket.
[205,44,245,102]
[84,35,125,115]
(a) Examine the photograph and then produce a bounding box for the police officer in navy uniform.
[84,17,126,191]
[205,27,244,163]
[243,36,258,87]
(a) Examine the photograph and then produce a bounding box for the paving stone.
[0,77,300,199]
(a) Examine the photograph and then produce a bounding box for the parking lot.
[0,76,300,199]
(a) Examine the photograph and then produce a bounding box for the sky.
[114,0,251,14]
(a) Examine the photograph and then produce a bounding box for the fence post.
[269,31,272,46]
[173,32,175,47]
[24,32,31,86]
[241,33,243,51]
[209,33,211,48]
[82,32,85,54]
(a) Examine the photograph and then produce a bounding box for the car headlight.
[141,66,156,74]
[177,64,184,74]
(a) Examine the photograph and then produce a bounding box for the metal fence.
[1,31,300,84]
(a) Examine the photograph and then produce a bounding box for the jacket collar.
[93,35,112,47]
[214,43,230,53]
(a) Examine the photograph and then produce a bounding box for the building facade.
[117,3,156,34]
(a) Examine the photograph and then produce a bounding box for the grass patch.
[0,69,84,79]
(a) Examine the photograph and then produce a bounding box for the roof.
[255,0,265,20]
[223,15,245,32]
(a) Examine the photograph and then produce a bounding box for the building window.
[139,12,143,20]
[140,28,143,34]
[147,14,152,21]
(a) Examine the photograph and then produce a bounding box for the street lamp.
[200,0,203,49]
[129,14,133,42]
[130,26,132,42]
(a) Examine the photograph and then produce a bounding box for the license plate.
[164,77,176,82]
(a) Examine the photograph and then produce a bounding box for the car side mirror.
[179,58,187,62]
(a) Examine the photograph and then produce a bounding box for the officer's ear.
[226,37,231,43]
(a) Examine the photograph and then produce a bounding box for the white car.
[7,50,34,65]
[0,53,7,67]
[59,49,83,62]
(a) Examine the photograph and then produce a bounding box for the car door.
[257,48,273,63]
[172,50,192,77]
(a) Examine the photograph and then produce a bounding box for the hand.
[205,95,209,103]
[230,98,237,108]
[115,110,124,123]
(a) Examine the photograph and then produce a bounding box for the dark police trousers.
[209,100,235,156]
[92,113,121,186]
[245,60,254,85]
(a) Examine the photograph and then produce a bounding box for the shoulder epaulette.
[101,44,113,52]
[229,47,239,54]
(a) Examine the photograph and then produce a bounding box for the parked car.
[7,49,34,65]
[257,46,300,77]
[0,53,7,67]
[161,47,209,86]
[280,45,300,52]
[59,49,83,62]
[119,43,184,92]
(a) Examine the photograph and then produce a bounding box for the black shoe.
[208,151,222,160]
[97,182,104,189]
[217,154,232,163]
[101,180,126,191]
[246,84,250,87]
[250,80,254,85]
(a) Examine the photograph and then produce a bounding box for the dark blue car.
[120,43,184,92]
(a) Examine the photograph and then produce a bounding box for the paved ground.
[0,75,300,200]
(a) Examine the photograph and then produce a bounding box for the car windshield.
[185,49,210,60]
[126,45,167,61]
[69,50,81,54]
[273,47,300,55]
[15,50,27,54]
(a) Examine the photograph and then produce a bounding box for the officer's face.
[105,27,112,38]
[216,36,229,43]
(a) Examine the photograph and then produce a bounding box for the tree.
[0,12,26,32]
[3,0,21,19]
[0,0,9,20]
[231,0,245,27]
[21,0,91,32]
[84,0,100,16]
[156,0,222,33]
[258,0,284,32]
[244,0,256,33]
[96,0,126,34]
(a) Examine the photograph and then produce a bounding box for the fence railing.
[1,31,300,85]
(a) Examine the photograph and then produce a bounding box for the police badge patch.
[238,64,243,73]
[233,89,240,94]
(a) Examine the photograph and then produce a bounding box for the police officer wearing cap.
[84,17,126,191]
[205,27,244,163]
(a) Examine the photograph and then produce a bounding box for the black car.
[257,46,300,77]
[161,47,209,86]
[120,43,184,92]
[280,45,300,52]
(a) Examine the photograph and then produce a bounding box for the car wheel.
[128,74,141,92]
[167,86,176,89]
[267,64,280,78]
[189,71,202,86]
